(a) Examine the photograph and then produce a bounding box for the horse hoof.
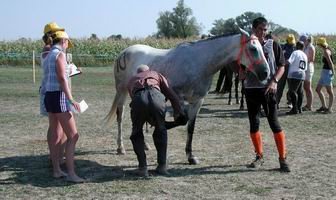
[117,148,126,155]
[228,102,232,105]
[239,106,244,111]
[144,142,151,151]
[188,156,199,165]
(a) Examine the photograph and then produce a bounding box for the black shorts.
[44,91,71,113]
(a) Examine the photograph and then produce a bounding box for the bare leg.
[57,112,84,183]
[316,84,327,109]
[59,133,67,164]
[48,114,67,178]
[304,80,313,109]
[326,85,334,111]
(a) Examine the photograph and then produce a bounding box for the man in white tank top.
[300,35,316,111]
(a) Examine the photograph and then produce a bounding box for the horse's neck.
[195,34,241,75]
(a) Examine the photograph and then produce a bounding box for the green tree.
[235,11,264,33]
[156,11,174,38]
[210,11,298,38]
[156,0,201,38]
[210,18,238,35]
[268,21,298,37]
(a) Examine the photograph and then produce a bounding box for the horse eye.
[249,46,257,52]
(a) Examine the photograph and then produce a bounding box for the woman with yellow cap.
[315,37,334,114]
[40,22,68,169]
[44,30,85,183]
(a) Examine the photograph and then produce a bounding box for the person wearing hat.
[315,37,334,114]
[40,22,68,169]
[301,35,316,111]
[277,34,296,109]
[44,30,85,183]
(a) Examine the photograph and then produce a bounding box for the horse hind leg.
[116,105,126,155]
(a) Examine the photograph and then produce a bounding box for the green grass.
[1,66,336,199]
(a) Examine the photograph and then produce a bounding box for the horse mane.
[176,32,240,47]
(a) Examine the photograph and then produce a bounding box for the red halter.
[236,34,266,74]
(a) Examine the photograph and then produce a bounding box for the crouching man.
[127,64,187,177]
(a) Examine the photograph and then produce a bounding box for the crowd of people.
[39,19,334,183]
[279,33,334,114]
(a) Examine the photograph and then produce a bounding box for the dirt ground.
[1,67,336,199]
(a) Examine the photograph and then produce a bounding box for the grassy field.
[1,66,336,199]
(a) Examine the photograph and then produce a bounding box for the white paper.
[68,63,81,77]
[70,100,88,114]
[79,100,88,113]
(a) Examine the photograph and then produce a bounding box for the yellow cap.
[317,37,328,47]
[53,31,74,48]
[43,22,64,34]
[286,34,296,45]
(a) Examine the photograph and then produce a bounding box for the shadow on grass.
[0,153,285,187]
[164,163,283,178]
[0,153,148,187]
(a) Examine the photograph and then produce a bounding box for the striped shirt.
[44,45,69,92]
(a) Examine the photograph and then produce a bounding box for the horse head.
[237,28,270,82]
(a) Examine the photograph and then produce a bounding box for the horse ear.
[239,28,250,37]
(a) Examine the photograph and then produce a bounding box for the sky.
[1,0,335,40]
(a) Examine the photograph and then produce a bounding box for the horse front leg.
[185,99,203,165]
[117,105,126,155]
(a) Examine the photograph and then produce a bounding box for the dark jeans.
[129,88,167,168]
[277,64,290,105]
[245,88,282,133]
[287,78,304,112]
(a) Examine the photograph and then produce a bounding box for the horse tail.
[104,53,128,126]
[105,91,120,125]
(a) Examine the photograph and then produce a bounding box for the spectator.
[315,37,335,114]
[301,35,316,111]
[277,34,296,109]
[44,30,85,183]
[40,22,68,168]
[286,41,308,115]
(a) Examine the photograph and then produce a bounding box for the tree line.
[87,0,298,40]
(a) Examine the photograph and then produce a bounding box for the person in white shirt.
[286,41,308,115]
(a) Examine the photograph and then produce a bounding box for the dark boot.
[134,166,149,177]
[279,158,290,172]
[153,127,168,175]
[247,154,264,168]
[130,134,147,169]
[156,164,169,175]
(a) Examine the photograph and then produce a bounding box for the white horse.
[106,29,270,164]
